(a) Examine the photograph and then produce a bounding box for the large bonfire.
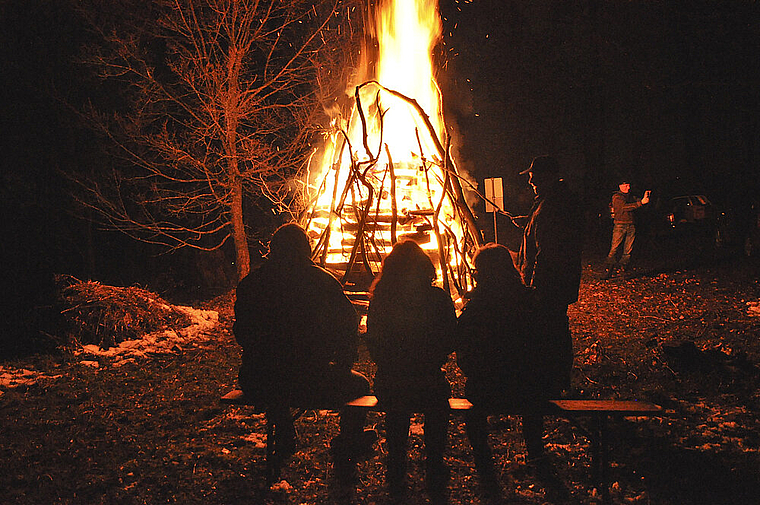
[302,0,481,299]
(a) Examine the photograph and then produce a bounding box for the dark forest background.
[439,0,760,242]
[2,0,759,356]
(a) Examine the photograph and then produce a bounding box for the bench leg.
[591,415,611,504]
[265,417,281,485]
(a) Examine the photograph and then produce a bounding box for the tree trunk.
[225,33,250,281]
[231,178,250,281]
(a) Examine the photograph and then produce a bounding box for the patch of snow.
[747,300,760,317]
[270,480,293,493]
[227,411,266,422]
[113,357,138,367]
[242,432,267,449]
[301,478,322,489]
[0,305,218,392]
[74,306,218,365]
[0,366,64,389]
[409,419,425,436]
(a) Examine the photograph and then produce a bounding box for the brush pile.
[58,277,191,349]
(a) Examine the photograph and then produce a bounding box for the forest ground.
[1,235,759,504]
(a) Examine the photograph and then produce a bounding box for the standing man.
[512,155,584,461]
[601,179,651,279]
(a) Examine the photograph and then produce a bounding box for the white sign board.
[484,177,503,213]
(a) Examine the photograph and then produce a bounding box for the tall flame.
[303,0,477,294]
[374,0,443,157]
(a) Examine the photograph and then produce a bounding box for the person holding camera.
[602,180,651,279]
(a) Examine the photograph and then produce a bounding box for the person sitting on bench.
[233,223,376,483]
[456,243,546,480]
[365,240,457,498]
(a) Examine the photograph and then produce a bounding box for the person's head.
[267,223,312,264]
[472,243,522,290]
[520,155,560,195]
[618,181,631,193]
[371,239,436,296]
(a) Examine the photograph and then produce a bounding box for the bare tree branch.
[74,0,352,280]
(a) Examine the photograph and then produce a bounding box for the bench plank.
[220,389,247,404]
[220,388,664,499]
[221,390,663,416]
[220,389,346,410]
[448,398,474,410]
[345,395,379,408]
[550,399,663,415]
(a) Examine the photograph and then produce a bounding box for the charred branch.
[303,80,481,295]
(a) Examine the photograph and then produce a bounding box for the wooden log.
[386,143,398,245]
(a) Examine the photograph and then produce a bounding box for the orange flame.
[304,0,475,293]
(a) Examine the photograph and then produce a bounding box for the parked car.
[659,194,731,248]
[664,195,714,227]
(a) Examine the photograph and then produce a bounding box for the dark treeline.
[2,0,759,356]
[440,0,760,234]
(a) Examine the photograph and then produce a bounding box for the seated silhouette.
[456,243,551,484]
[233,223,375,482]
[365,240,456,497]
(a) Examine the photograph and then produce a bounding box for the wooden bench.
[452,397,665,501]
[221,389,357,485]
[221,390,663,497]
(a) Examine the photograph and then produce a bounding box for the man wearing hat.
[513,155,583,461]
[601,179,651,279]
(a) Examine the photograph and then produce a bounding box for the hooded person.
[365,239,457,498]
[456,243,535,489]
[233,223,375,483]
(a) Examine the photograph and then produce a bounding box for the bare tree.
[76,0,352,280]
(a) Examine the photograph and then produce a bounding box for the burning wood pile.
[301,0,481,298]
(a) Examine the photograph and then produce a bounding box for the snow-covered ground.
[0,305,218,395]
[748,300,760,317]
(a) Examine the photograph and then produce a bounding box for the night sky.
[2,0,759,294]
[439,0,760,212]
